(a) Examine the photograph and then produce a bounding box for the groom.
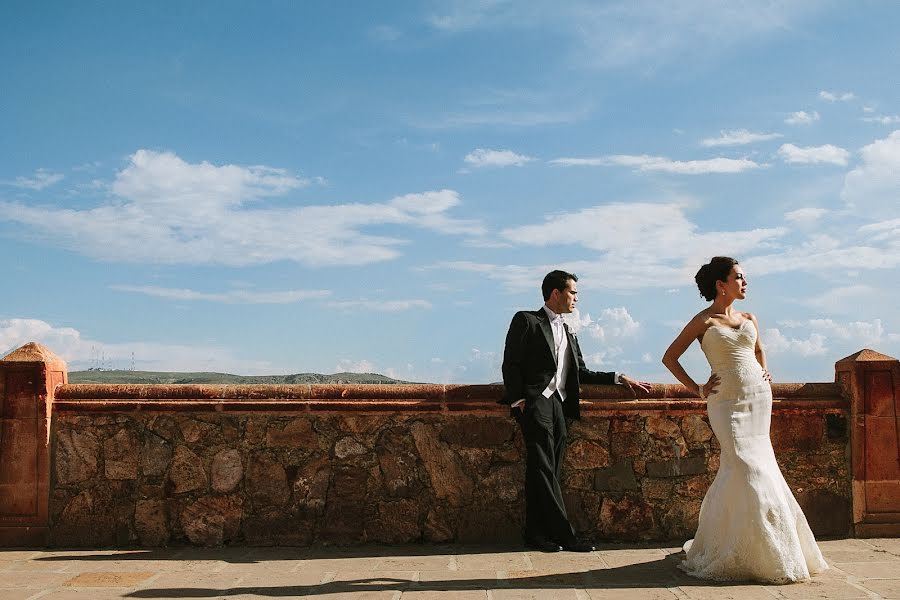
[501,270,650,552]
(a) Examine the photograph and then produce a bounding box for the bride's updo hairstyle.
[695,256,738,301]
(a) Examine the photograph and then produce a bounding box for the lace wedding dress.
[681,320,828,583]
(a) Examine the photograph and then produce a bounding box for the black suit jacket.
[500,307,616,419]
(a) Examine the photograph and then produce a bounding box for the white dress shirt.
[542,305,570,401]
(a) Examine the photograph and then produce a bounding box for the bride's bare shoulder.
[687,310,714,330]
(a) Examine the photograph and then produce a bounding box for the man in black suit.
[501,270,650,552]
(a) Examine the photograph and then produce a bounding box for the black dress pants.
[518,392,576,544]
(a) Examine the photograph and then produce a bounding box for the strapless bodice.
[700,320,759,373]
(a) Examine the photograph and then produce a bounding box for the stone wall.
[46,383,850,547]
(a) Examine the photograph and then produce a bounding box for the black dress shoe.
[561,540,596,552]
[525,537,563,552]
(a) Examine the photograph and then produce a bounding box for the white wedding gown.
[681,320,828,583]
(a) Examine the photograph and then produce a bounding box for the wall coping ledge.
[51,382,847,413]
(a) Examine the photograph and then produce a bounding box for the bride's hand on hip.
[761,368,772,383]
[699,373,720,400]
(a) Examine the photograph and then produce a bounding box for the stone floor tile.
[491,588,583,600]
[139,569,245,589]
[401,591,488,599]
[822,549,900,563]
[767,579,871,599]
[59,559,177,573]
[0,571,73,589]
[597,546,670,554]
[0,589,46,600]
[416,569,501,587]
[0,571,72,598]
[170,547,255,564]
[599,552,673,569]
[376,555,456,571]
[526,551,606,571]
[456,553,531,571]
[63,571,155,587]
[858,578,900,599]
[292,556,385,572]
[677,584,779,599]
[867,539,900,555]
[235,570,329,589]
[0,559,78,573]
[585,587,681,600]
[815,539,876,551]
[830,561,900,578]
[41,592,145,600]
[325,569,419,593]
[299,592,402,600]
[0,551,41,561]
[505,568,595,587]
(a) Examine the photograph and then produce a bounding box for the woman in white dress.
[662,256,827,583]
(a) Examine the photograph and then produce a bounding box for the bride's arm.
[662,317,718,398]
[748,313,772,382]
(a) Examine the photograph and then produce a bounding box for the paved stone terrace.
[1,538,898,599]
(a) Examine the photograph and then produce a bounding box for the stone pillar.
[0,343,67,546]
[836,349,900,537]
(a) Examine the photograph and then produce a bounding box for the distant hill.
[68,370,413,385]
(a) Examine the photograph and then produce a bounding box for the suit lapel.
[537,307,557,364]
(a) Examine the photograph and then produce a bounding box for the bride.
[661,256,827,583]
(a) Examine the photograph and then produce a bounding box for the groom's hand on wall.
[620,375,652,396]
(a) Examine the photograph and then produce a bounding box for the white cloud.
[568,3,825,70]
[778,318,886,345]
[765,328,827,356]
[463,148,535,168]
[861,115,900,125]
[499,202,784,256]
[700,129,782,147]
[442,202,786,291]
[426,2,825,71]
[769,319,897,362]
[784,207,829,223]
[819,90,855,102]
[550,154,762,174]
[777,143,850,166]
[805,285,878,315]
[565,307,640,340]
[744,219,900,277]
[785,110,820,125]
[3,168,65,190]
[860,218,900,242]
[0,318,278,374]
[111,285,331,304]
[333,299,432,312]
[112,149,308,212]
[842,130,900,214]
[335,359,376,374]
[583,348,624,368]
[0,150,485,266]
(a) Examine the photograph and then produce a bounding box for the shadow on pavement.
[109,553,761,597]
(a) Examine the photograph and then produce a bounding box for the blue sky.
[2,1,899,383]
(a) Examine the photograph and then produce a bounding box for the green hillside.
[67,370,413,385]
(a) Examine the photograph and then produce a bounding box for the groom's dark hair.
[542,270,577,301]
[695,257,738,301]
